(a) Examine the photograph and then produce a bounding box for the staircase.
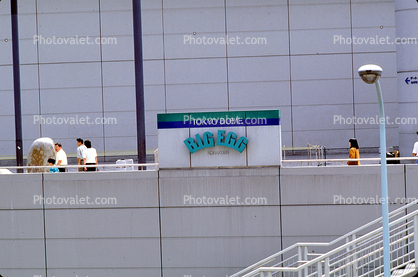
[392,263,416,277]
[230,200,418,277]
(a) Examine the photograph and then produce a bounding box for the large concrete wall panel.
[281,165,405,205]
[42,171,161,276]
[0,173,43,209]
[159,167,280,277]
[159,167,280,207]
[162,237,281,277]
[0,165,415,277]
[161,206,280,238]
[0,174,45,275]
[43,171,159,208]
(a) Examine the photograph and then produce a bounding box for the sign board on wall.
[157,110,281,168]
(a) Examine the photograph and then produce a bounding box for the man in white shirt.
[83,140,98,171]
[55,142,68,172]
[76,138,87,172]
[413,131,418,164]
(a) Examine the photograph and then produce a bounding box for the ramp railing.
[230,200,418,277]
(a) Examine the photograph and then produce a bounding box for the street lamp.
[358,64,390,277]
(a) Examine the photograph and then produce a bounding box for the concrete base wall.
[0,165,416,277]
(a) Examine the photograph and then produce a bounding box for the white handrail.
[282,157,417,163]
[230,199,418,277]
[240,208,418,277]
[294,208,418,271]
[0,163,158,170]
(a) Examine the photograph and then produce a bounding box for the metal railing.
[0,163,159,173]
[283,144,326,165]
[282,157,418,167]
[230,200,418,277]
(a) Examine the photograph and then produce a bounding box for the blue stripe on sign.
[157,121,189,129]
[246,118,280,126]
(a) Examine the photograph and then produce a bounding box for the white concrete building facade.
[0,0,416,158]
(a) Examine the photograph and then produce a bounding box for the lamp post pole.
[375,79,391,277]
[358,64,390,277]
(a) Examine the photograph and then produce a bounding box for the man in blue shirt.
[76,138,87,172]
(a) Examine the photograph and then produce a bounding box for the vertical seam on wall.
[35,0,42,136]
[158,170,164,277]
[42,173,48,276]
[98,0,106,158]
[224,0,230,110]
[349,0,356,138]
[286,0,294,147]
[162,0,167,113]
[404,164,408,215]
[279,166,284,256]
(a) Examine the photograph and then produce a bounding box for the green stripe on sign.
[157,113,188,122]
[246,110,280,119]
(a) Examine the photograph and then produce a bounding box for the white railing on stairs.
[230,200,418,277]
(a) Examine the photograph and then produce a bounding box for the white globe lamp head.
[358,64,383,84]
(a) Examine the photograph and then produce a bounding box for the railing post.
[304,246,308,277]
[352,234,358,277]
[298,246,303,277]
[346,237,352,277]
[268,272,273,277]
[260,272,265,277]
[283,145,286,160]
[325,257,330,277]
[414,215,418,268]
[317,261,322,277]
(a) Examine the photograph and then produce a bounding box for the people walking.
[54,142,68,172]
[76,138,87,171]
[83,140,98,172]
[412,131,418,164]
[347,138,360,165]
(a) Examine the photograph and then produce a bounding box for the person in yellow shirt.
[347,138,360,165]
[54,142,68,172]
